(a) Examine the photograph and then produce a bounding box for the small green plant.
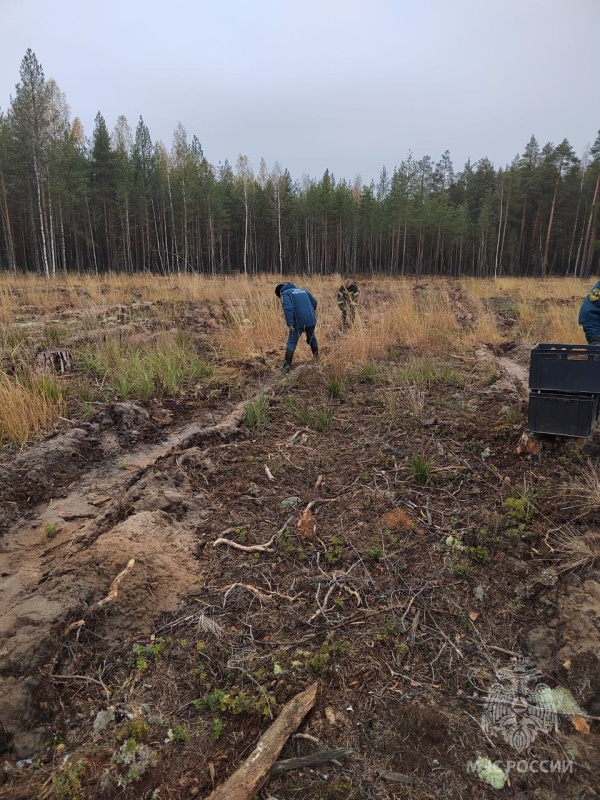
[408,452,434,485]
[276,528,306,561]
[468,545,491,563]
[234,526,248,543]
[198,688,275,717]
[365,544,383,562]
[244,393,269,428]
[117,456,128,470]
[131,638,171,671]
[211,717,223,741]
[52,758,87,800]
[452,558,471,579]
[324,536,345,566]
[116,717,150,743]
[44,521,58,538]
[195,665,208,682]
[164,724,189,744]
[305,635,349,675]
[503,494,536,524]
[375,622,398,642]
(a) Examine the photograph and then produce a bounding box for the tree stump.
[516,431,544,456]
[35,349,73,374]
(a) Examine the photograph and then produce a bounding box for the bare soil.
[1,286,599,800]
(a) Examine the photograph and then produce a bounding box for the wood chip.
[297,508,316,538]
[572,715,590,735]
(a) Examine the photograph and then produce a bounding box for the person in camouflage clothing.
[337,280,359,327]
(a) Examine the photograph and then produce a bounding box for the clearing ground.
[0,275,599,800]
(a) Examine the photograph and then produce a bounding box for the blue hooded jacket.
[578,280,600,343]
[279,283,317,330]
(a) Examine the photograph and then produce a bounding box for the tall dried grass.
[1,273,595,356]
[551,526,600,573]
[553,463,600,522]
[0,370,65,444]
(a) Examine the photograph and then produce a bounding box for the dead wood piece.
[222,583,298,603]
[64,559,136,634]
[35,348,73,374]
[93,558,136,609]
[270,748,353,776]
[213,534,275,552]
[265,464,275,481]
[488,644,519,657]
[296,507,316,538]
[516,431,544,456]
[204,682,318,800]
[377,769,416,785]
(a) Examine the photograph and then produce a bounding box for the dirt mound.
[0,510,198,756]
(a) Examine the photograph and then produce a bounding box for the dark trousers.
[286,325,318,354]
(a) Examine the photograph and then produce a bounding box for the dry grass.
[554,463,600,522]
[0,370,65,444]
[382,508,416,530]
[1,272,598,443]
[550,526,600,573]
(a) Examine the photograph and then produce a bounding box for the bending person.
[275,282,319,373]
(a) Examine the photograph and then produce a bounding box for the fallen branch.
[204,682,318,800]
[265,464,275,481]
[488,644,519,657]
[213,534,275,553]
[64,559,136,635]
[221,583,300,604]
[93,558,136,609]
[376,769,416,785]
[270,747,353,775]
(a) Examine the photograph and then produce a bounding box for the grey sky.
[1,0,598,184]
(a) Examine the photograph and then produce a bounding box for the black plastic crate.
[529,343,600,393]
[528,390,599,438]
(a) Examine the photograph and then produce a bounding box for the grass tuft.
[0,370,65,444]
[408,452,434,485]
[244,393,270,429]
[551,527,600,573]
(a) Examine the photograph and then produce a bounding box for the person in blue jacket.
[275,282,318,372]
[578,280,600,343]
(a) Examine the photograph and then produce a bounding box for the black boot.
[281,349,294,373]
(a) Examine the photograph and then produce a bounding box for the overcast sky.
[1,0,598,184]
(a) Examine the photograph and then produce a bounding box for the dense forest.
[0,50,599,278]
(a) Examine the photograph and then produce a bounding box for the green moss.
[116,718,150,743]
[198,688,275,717]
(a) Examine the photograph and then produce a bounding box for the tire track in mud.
[0,376,280,756]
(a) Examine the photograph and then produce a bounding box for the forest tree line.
[0,50,599,279]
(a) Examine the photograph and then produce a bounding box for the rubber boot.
[281,349,294,373]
